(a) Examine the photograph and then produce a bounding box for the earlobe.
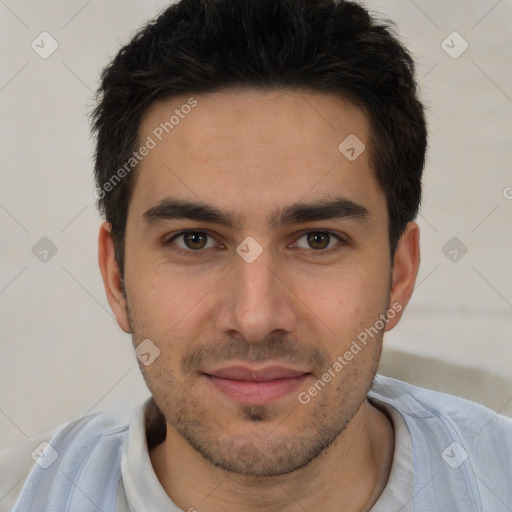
[97,221,132,333]
[385,222,421,331]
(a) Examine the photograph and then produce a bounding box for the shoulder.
[0,425,61,512]
[369,374,512,506]
[0,413,129,512]
[369,373,512,433]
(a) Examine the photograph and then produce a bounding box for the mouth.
[203,365,311,405]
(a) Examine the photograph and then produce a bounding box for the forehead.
[129,88,384,228]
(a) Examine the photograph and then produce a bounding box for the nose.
[214,246,299,345]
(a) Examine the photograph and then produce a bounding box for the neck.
[149,400,395,512]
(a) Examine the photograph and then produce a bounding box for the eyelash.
[163,230,347,258]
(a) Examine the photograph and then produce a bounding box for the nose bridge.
[215,246,298,343]
[238,251,278,307]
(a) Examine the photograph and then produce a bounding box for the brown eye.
[182,232,209,250]
[294,231,343,252]
[166,231,216,254]
[307,232,331,250]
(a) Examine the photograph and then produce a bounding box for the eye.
[292,231,345,254]
[164,231,218,255]
[163,229,346,257]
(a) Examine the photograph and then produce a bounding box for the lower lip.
[206,374,309,405]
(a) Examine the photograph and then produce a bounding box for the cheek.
[125,260,220,344]
[295,262,390,348]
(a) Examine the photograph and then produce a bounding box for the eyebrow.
[142,196,370,229]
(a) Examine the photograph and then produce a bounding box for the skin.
[98,88,420,511]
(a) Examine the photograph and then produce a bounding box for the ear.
[385,221,420,331]
[98,221,132,333]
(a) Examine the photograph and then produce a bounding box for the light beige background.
[1,0,511,456]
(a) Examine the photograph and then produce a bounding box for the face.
[100,88,418,477]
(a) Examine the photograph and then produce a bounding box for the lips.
[206,365,308,382]
[203,365,311,405]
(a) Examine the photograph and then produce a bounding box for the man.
[2,0,511,510]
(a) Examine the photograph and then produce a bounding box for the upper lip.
[205,365,310,382]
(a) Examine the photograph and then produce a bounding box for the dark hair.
[91,0,427,276]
